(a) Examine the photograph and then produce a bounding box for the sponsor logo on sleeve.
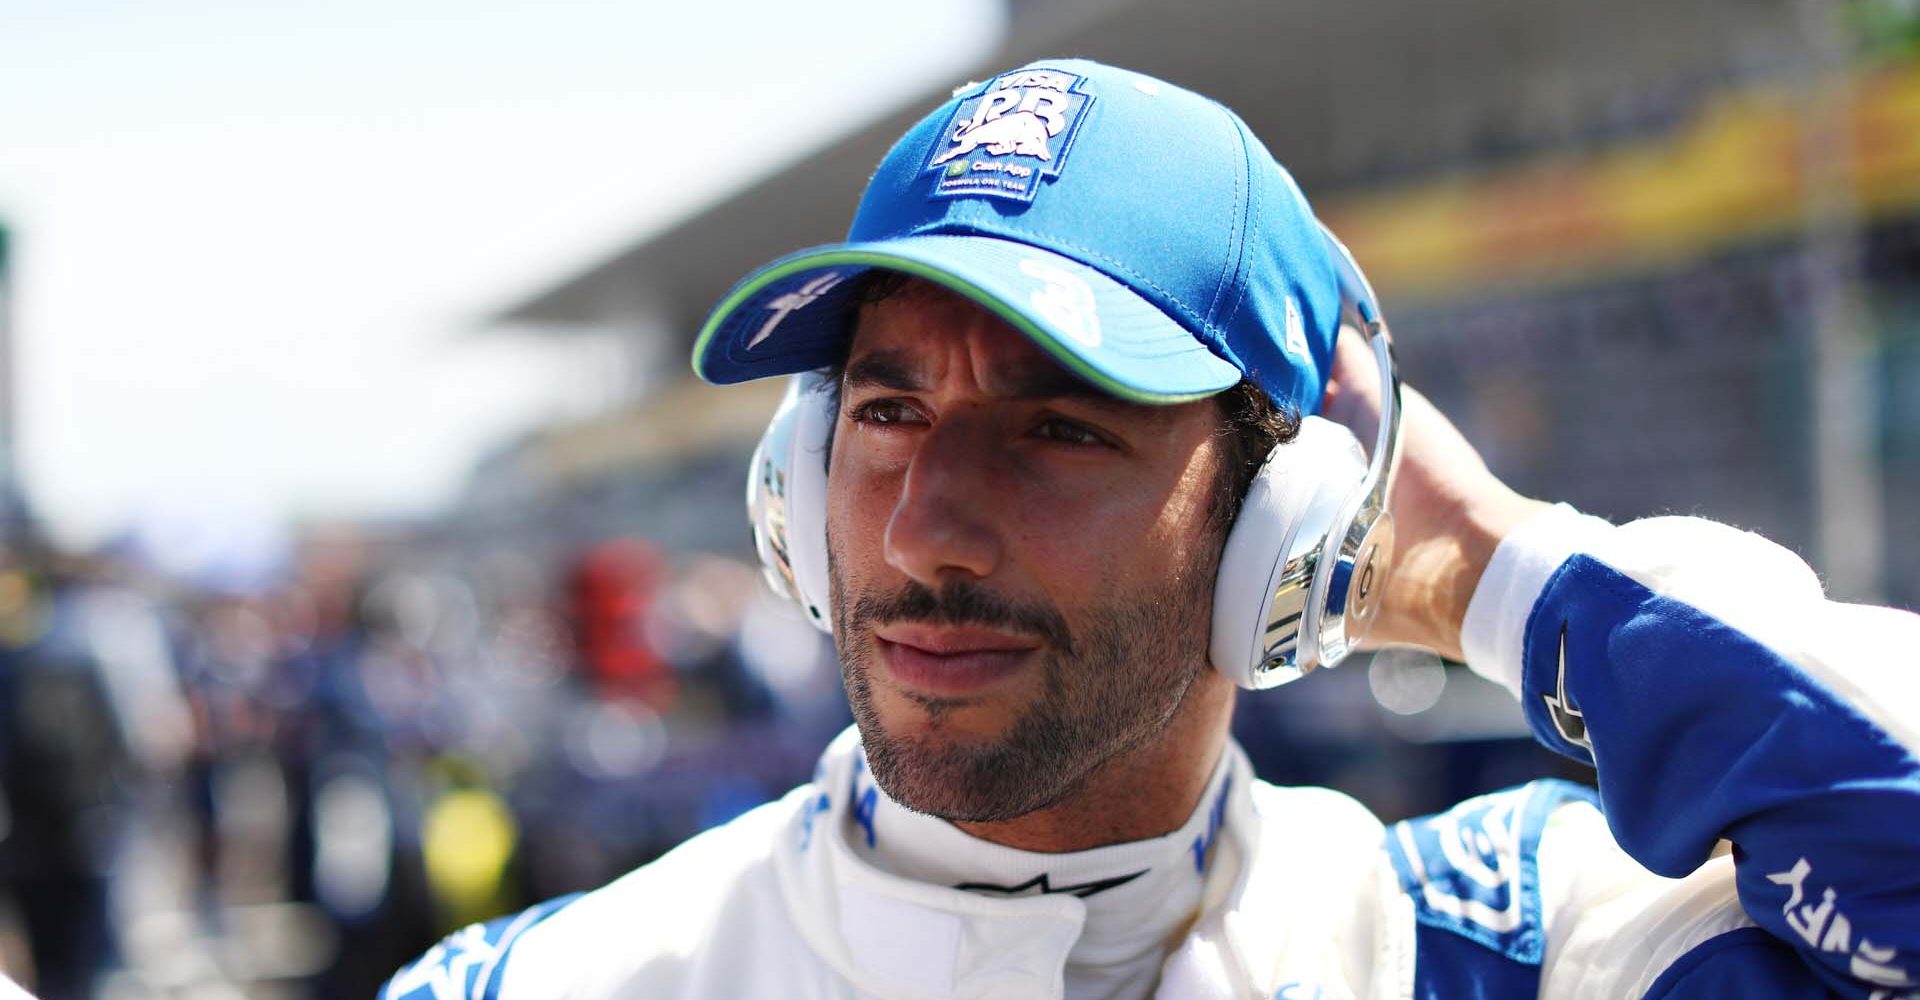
[1767,856,1914,991]
[381,894,581,1000]
[383,924,502,1000]
[1542,625,1592,753]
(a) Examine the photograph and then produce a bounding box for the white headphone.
[745,229,1401,691]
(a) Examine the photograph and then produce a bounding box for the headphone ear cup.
[746,374,835,634]
[1209,416,1368,689]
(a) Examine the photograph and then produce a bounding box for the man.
[385,60,1920,999]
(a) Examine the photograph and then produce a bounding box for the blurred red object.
[566,538,677,710]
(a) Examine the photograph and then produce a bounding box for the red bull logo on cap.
[925,68,1094,203]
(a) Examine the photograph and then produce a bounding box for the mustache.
[848,578,1074,654]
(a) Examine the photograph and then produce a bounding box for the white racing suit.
[383,506,1920,998]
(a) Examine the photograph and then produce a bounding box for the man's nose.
[882,420,1002,586]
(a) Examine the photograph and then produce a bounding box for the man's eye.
[1033,417,1106,447]
[849,399,922,426]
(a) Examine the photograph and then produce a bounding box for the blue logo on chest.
[1384,780,1596,964]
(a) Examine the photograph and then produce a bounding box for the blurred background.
[1,0,1916,995]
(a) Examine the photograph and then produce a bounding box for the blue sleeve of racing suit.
[1490,512,1920,996]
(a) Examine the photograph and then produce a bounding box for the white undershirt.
[848,748,1240,1000]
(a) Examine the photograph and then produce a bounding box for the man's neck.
[954,673,1237,852]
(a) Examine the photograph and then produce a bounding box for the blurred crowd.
[0,526,848,999]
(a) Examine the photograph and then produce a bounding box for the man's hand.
[1320,328,1551,661]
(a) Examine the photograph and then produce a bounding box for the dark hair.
[823,271,1299,531]
[1207,378,1297,531]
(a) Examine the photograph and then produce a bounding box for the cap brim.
[692,235,1242,404]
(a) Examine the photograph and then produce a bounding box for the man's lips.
[874,623,1040,696]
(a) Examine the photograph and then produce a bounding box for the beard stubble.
[829,540,1218,823]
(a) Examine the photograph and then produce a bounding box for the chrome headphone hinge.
[1244,319,1402,689]
[1313,321,1402,671]
[745,375,835,631]
[1252,545,1318,686]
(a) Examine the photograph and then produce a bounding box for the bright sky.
[0,0,1002,555]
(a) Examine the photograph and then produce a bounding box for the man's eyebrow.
[841,353,921,393]
[840,348,1148,415]
[996,366,1131,410]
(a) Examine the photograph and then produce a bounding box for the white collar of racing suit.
[771,727,1400,1000]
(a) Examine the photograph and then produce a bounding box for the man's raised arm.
[1339,332,1920,996]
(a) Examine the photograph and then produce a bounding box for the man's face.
[826,280,1232,823]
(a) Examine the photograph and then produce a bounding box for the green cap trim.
[692,247,1225,406]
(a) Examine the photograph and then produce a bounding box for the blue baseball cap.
[692,59,1353,414]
